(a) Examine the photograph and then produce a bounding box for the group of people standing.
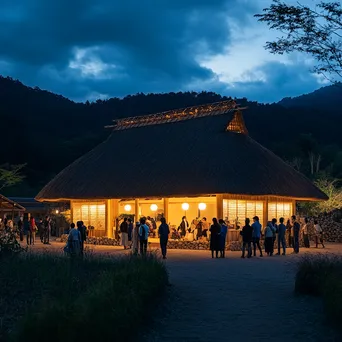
[16,215,51,245]
[64,221,87,255]
[240,215,325,258]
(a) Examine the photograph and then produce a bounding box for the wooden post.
[135,199,139,222]
[163,198,169,223]
[216,194,223,219]
[70,201,74,224]
[263,199,268,228]
[292,200,296,217]
[105,199,113,238]
[112,199,119,239]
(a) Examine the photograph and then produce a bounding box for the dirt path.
[145,250,339,342]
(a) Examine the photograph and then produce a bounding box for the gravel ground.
[144,250,340,342]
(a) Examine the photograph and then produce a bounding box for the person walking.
[264,221,276,256]
[302,217,310,248]
[241,218,253,258]
[292,215,301,254]
[314,220,325,248]
[219,219,228,258]
[139,217,149,255]
[120,217,129,249]
[252,216,263,257]
[209,218,221,258]
[158,217,170,259]
[276,217,287,255]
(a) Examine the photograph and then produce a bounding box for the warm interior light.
[198,203,206,211]
[124,204,132,212]
[150,204,158,212]
[55,209,59,214]
[182,203,189,211]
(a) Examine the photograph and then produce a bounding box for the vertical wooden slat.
[216,194,223,219]
[135,199,139,222]
[163,198,169,223]
[263,198,268,228]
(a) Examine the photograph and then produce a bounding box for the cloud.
[0,0,328,102]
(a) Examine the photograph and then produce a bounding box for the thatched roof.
[36,101,327,201]
[0,194,25,211]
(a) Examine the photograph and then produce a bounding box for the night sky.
[0,0,328,102]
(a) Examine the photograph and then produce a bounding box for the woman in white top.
[314,220,325,248]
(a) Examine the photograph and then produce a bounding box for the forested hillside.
[1,75,341,196]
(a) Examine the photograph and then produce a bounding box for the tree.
[255,1,342,82]
[0,164,26,191]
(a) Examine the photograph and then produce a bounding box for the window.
[72,202,106,230]
[223,200,263,226]
[268,201,292,222]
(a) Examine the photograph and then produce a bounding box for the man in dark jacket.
[276,217,287,255]
[292,215,300,254]
[77,221,87,254]
[241,218,253,258]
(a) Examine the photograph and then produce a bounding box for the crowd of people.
[115,214,325,260]
[0,214,52,245]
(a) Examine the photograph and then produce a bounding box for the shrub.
[8,253,168,342]
[295,254,342,331]
[0,228,26,258]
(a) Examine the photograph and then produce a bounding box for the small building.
[0,194,25,218]
[36,100,327,240]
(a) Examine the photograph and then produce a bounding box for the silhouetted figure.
[139,217,149,255]
[252,216,263,257]
[158,217,170,259]
[276,217,286,255]
[241,218,253,258]
[314,220,325,248]
[210,218,221,258]
[302,217,310,248]
[264,221,276,256]
[219,219,228,258]
[292,215,300,254]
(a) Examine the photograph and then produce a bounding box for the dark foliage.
[1,75,342,196]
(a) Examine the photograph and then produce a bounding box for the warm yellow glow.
[181,202,189,211]
[55,209,59,214]
[124,204,132,212]
[150,204,158,212]
[198,203,206,210]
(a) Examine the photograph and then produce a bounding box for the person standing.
[292,215,300,254]
[286,219,293,248]
[68,223,81,256]
[77,221,87,254]
[276,217,287,255]
[252,216,263,257]
[209,218,221,258]
[17,217,24,242]
[132,222,140,255]
[139,217,149,255]
[219,219,228,258]
[23,215,31,245]
[158,217,170,259]
[120,217,129,249]
[43,216,51,244]
[128,218,133,248]
[302,217,310,248]
[264,222,276,256]
[314,220,325,248]
[241,218,253,258]
[178,216,189,238]
[271,218,278,249]
[29,215,37,245]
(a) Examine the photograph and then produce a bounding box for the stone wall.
[58,235,293,251]
[317,210,342,242]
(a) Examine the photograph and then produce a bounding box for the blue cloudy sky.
[0,0,331,103]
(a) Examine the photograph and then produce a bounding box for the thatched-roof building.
[0,194,25,214]
[36,100,327,239]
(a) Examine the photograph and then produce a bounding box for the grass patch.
[0,252,168,342]
[295,254,342,329]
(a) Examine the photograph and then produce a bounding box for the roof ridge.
[105,100,239,131]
